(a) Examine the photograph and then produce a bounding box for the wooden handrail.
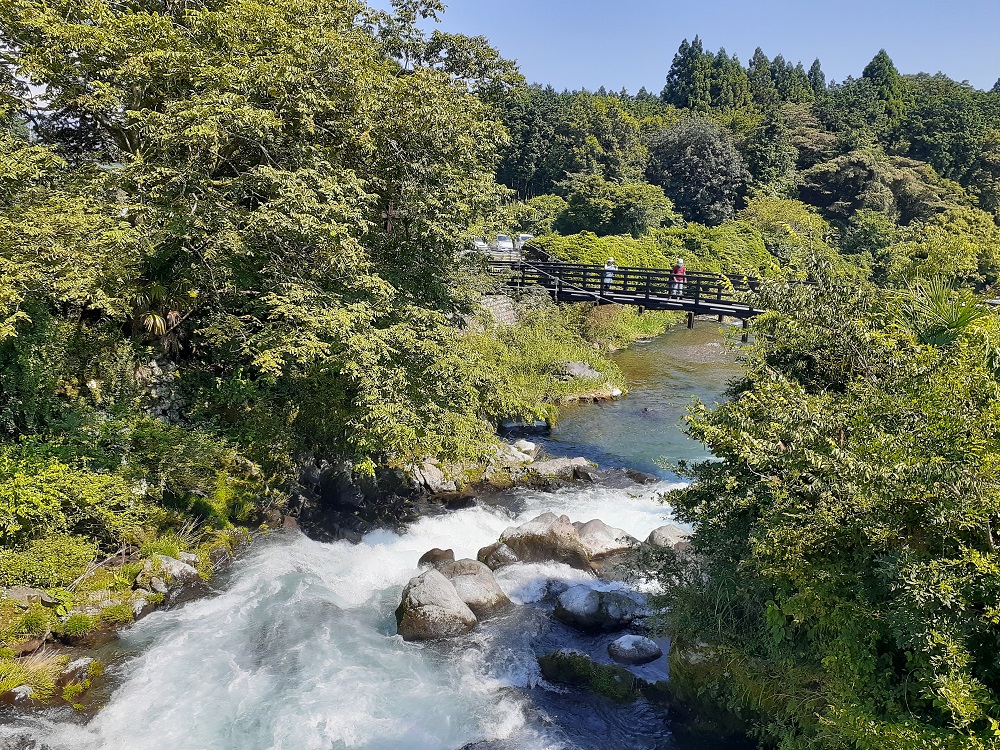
[488,258,764,318]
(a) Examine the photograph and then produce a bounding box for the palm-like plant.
[897,277,991,347]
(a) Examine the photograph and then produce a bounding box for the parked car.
[494,234,515,253]
[470,237,490,252]
[515,233,534,249]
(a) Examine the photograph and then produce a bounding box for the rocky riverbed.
[1,324,750,749]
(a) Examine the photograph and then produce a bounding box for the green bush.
[654,277,1000,748]
[461,303,625,425]
[0,534,97,589]
[532,221,781,278]
[98,602,134,626]
[60,613,96,638]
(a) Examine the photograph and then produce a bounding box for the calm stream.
[2,324,744,750]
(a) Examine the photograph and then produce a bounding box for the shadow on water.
[529,323,745,479]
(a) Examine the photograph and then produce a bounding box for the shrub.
[98,602,134,626]
[59,613,96,638]
[0,534,97,589]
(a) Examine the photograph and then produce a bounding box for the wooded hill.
[495,38,1000,291]
[3,1,1000,741]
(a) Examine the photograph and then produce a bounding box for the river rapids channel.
[1,325,748,750]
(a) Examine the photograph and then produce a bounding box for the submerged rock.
[477,542,519,570]
[417,548,455,567]
[437,559,511,619]
[538,649,640,702]
[573,519,638,559]
[624,469,659,485]
[395,569,477,641]
[553,585,646,633]
[608,635,663,665]
[499,512,591,570]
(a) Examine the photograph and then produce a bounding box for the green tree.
[647,117,750,225]
[807,58,826,98]
[661,37,713,112]
[747,48,779,109]
[2,0,512,465]
[654,275,1000,749]
[554,173,679,238]
[799,148,968,225]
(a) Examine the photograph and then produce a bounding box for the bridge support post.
[687,312,695,329]
[718,314,724,323]
[638,305,645,315]
[741,318,749,343]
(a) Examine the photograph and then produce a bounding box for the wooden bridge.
[488,259,764,332]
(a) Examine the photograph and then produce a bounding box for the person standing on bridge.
[671,258,685,297]
[603,257,617,293]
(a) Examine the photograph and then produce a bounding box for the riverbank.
[1,322,746,749]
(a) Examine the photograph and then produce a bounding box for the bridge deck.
[489,260,764,320]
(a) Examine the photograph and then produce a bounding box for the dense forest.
[2,0,1000,746]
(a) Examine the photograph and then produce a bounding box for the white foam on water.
[3,481,678,750]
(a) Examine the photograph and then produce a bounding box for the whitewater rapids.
[3,481,683,750]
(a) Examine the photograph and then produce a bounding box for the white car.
[470,238,490,252]
[494,234,515,253]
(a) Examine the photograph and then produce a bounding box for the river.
[2,324,744,750]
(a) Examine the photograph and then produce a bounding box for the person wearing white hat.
[603,257,617,292]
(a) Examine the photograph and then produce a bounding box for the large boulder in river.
[499,513,591,570]
[395,569,477,641]
[646,524,692,551]
[438,559,511,618]
[528,457,591,479]
[608,635,663,665]
[417,548,455,567]
[573,519,638,559]
[477,542,520,570]
[553,585,647,633]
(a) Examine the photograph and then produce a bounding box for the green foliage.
[651,273,1000,748]
[572,305,683,351]
[895,279,991,346]
[647,117,750,225]
[888,207,1000,288]
[0,534,96,589]
[59,613,97,638]
[799,148,969,225]
[461,303,624,425]
[553,174,680,238]
[99,602,134,626]
[0,651,66,702]
[531,218,780,279]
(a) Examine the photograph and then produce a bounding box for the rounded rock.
[395,569,477,641]
[437,559,511,618]
[608,635,663,665]
[418,548,455,567]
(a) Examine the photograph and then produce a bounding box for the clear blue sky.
[389,0,1000,91]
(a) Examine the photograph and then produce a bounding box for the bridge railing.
[488,260,760,311]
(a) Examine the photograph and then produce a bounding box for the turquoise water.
[537,323,745,478]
